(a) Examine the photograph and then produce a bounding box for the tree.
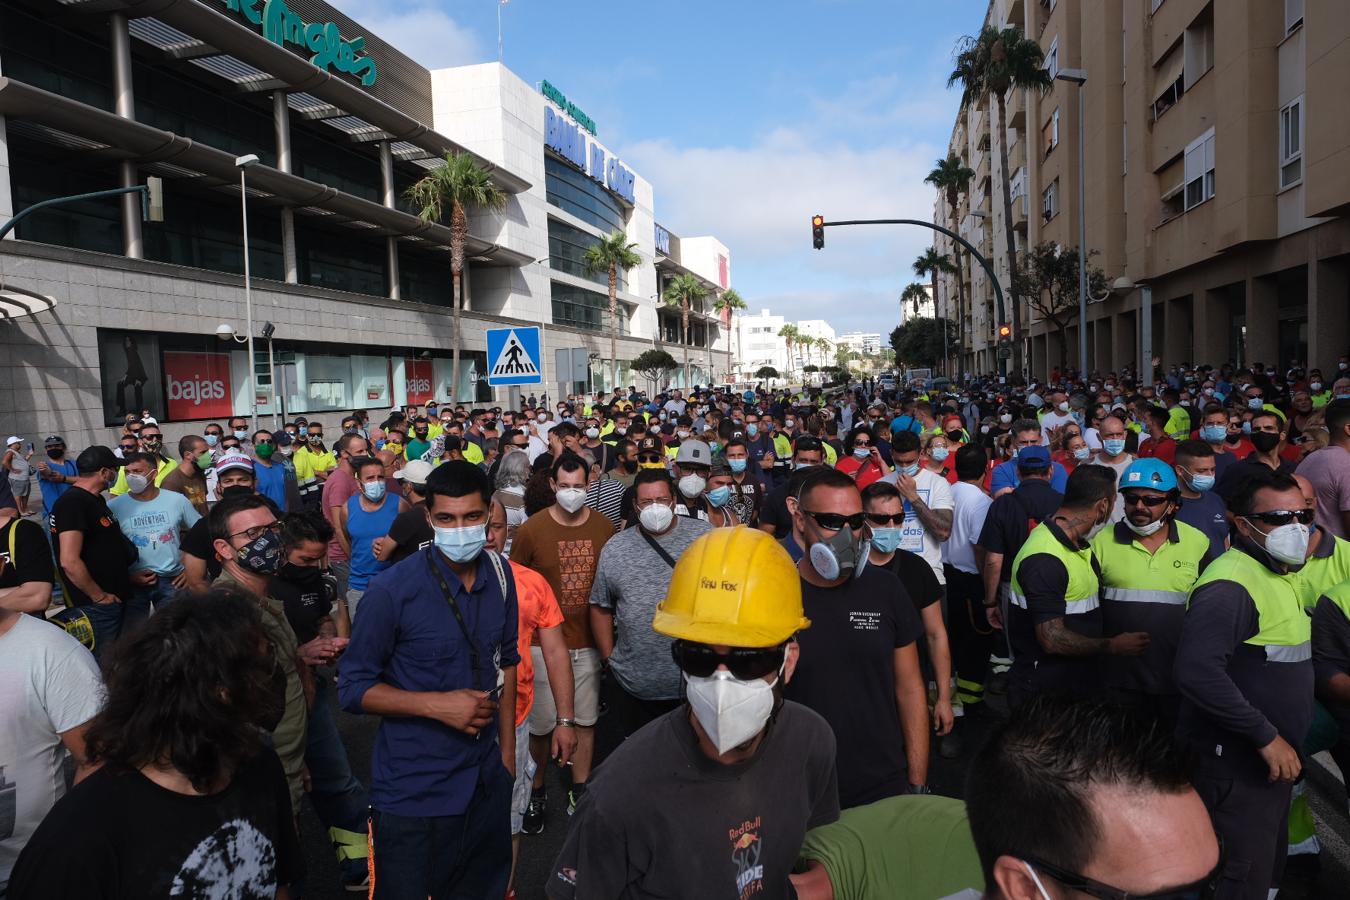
[777,323,800,379]
[755,365,779,380]
[924,152,976,355]
[632,348,679,393]
[584,230,642,392]
[713,287,747,381]
[661,273,709,388]
[889,317,960,368]
[1012,242,1108,372]
[900,282,930,320]
[949,26,1052,375]
[405,152,508,402]
[913,249,958,374]
[803,364,820,373]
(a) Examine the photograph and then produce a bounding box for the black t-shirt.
[785,566,924,809]
[759,481,793,535]
[386,501,433,564]
[1,517,55,588]
[976,479,1063,583]
[9,749,301,899]
[181,517,222,581]
[49,486,135,607]
[269,572,334,645]
[878,548,942,615]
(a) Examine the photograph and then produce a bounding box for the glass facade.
[548,219,626,290]
[551,281,627,334]
[544,155,626,234]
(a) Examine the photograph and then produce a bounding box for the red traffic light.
[997,323,1012,340]
[812,215,825,250]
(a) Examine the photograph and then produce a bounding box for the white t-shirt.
[1039,410,1076,442]
[1088,452,1135,523]
[943,481,993,575]
[0,614,103,889]
[880,466,955,584]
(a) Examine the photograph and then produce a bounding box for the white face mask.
[685,666,780,755]
[638,502,675,533]
[555,486,588,514]
[1247,520,1310,566]
[1126,517,1165,537]
[678,473,707,498]
[125,472,151,495]
[585,427,600,439]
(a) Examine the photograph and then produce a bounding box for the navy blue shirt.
[1174,491,1230,565]
[339,548,520,817]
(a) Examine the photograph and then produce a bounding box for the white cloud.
[328,0,483,68]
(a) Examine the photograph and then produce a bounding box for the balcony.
[1006,87,1026,130]
[1008,138,1026,173]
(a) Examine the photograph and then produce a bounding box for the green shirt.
[798,795,983,900]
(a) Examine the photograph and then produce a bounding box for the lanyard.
[424,547,484,691]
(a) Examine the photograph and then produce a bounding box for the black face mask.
[220,484,254,500]
[620,459,637,473]
[1251,431,1282,454]
[46,448,64,460]
[277,562,323,585]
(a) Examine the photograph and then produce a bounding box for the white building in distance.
[736,309,791,379]
[838,331,883,355]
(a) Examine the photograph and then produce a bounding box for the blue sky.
[331,0,977,335]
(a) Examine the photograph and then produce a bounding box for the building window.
[1153,45,1185,120]
[1045,39,1059,79]
[1183,6,1214,91]
[1042,179,1060,222]
[544,155,627,234]
[1280,97,1303,189]
[551,281,626,334]
[547,218,625,290]
[1042,109,1060,156]
[1287,0,1304,34]
[1184,127,1216,210]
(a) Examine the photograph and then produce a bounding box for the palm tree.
[901,282,930,320]
[777,323,800,380]
[661,273,709,388]
[914,249,958,375]
[713,287,747,381]
[924,152,976,359]
[405,152,508,401]
[949,25,1051,375]
[584,230,642,392]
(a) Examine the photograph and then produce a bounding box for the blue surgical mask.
[1200,424,1227,443]
[728,458,747,474]
[746,423,758,437]
[1248,397,1263,410]
[869,527,903,554]
[362,481,386,502]
[853,447,871,459]
[1073,447,1091,461]
[901,462,921,477]
[1242,421,1252,435]
[1187,472,1216,492]
[930,447,950,463]
[1103,439,1126,456]
[434,524,486,563]
[707,485,732,507]
[204,434,219,447]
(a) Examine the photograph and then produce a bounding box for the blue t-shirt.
[109,489,201,576]
[253,459,288,511]
[991,458,1069,494]
[1174,491,1230,565]
[40,459,78,519]
[338,549,520,817]
[346,492,401,590]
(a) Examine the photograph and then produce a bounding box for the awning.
[0,283,57,319]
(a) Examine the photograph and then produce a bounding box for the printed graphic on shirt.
[557,539,597,612]
[900,488,931,554]
[170,818,277,898]
[122,509,177,554]
[729,816,765,898]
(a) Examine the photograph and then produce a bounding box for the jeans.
[305,676,371,883]
[369,762,513,900]
[83,601,125,660]
[132,577,179,612]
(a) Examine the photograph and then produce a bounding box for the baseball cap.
[5,435,21,446]
[76,445,123,474]
[675,440,712,465]
[395,459,434,486]
[214,452,255,475]
[709,455,732,478]
[1015,445,1052,470]
[637,436,664,456]
[273,431,293,447]
[44,435,65,447]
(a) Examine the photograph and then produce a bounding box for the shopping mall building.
[0,0,733,446]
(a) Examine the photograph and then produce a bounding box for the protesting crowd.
[3,353,1350,900]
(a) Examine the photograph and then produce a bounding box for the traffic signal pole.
[811,216,1009,378]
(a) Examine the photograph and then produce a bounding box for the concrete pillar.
[1163,295,1191,367]
[1030,333,1047,382]
[110,13,142,259]
[1246,276,1280,367]
[379,140,400,301]
[272,92,298,284]
[1112,310,1135,375]
[0,49,12,235]
[1192,287,1229,367]
[1139,288,1154,382]
[1094,315,1112,374]
[1309,257,1349,374]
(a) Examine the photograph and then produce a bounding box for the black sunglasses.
[801,510,867,532]
[865,512,905,526]
[1246,509,1314,527]
[1122,493,1172,508]
[671,640,785,680]
[638,454,664,463]
[1022,844,1222,900]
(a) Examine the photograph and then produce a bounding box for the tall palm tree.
[662,273,709,388]
[914,249,958,375]
[778,323,800,380]
[713,287,747,381]
[584,230,642,391]
[901,282,930,319]
[406,152,508,402]
[949,25,1051,376]
[924,152,976,359]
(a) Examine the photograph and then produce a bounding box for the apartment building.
[934,0,1349,380]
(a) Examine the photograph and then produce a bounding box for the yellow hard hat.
[653,526,810,648]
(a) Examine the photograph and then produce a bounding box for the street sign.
[486,326,543,386]
[555,347,589,385]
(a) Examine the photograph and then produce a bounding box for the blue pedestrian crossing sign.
[486,326,543,386]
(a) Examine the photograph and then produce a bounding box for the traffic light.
[812,215,825,250]
[997,323,1012,342]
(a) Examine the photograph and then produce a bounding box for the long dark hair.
[83,588,284,793]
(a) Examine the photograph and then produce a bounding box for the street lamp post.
[235,154,261,432]
[1056,68,1089,379]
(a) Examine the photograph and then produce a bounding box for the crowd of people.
[3,354,1350,899]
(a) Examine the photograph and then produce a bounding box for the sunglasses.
[671,640,785,680]
[801,510,867,532]
[638,454,664,464]
[1122,493,1172,508]
[1022,848,1221,900]
[1245,509,1314,527]
[119,444,138,452]
[865,512,905,526]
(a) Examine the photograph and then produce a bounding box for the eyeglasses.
[1022,847,1222,900]
[801,510,867,532]
[229,521,280,543]
[671,640,785,680]
[865,512,905,526]
[1245,509,1315,527]
[1122,493,1172,508]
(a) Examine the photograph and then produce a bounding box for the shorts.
[510,718,537,835]
[9,477,29,498]
[528,646,600,735]
[346,588,364,622]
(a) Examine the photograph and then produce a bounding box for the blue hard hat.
[1120,458,1178,492]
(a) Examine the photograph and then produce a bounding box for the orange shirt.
[509,559,565,727]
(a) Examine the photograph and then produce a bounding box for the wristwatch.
[555,717,577,728]
[905,784,932,795]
